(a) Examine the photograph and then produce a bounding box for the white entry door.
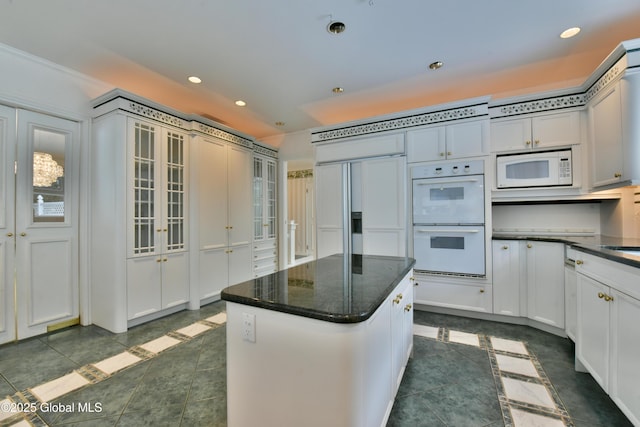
[0,104,17,344]
[0,107,80,343]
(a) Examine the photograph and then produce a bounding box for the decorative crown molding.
[312,105,486,142]
[128,101,186,128]
[253,143,279,158]
[193,121,253,149]
[490,94,586,118]
[584,63,624,103]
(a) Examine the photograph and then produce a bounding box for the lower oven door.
[413,225,485,275]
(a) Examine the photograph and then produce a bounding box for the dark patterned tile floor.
[0,302,633,426]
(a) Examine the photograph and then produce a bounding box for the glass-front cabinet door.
[253,157,264,240]
[253,156,277,242]
[129,119,187,257]
[127,118,188,320]
[266,159,276,239]
[131,120,158,256]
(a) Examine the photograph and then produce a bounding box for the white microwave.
[496,149,572,188]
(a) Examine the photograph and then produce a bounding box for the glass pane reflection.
[32,129,66,223]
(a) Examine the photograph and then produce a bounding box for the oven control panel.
[411,159,484,179]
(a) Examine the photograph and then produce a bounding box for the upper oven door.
[412,174,484,224]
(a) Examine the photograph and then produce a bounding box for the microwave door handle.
[415,178,479,186]
[416,229,480,233]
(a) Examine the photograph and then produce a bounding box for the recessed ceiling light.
[332,87,344,93]
[188,76,202,84]
[428,61,444,70]
[327,21,346,34]
[560,27,581,39]
[235,100,246,107]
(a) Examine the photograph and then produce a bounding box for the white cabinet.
[576,272,611,388]
[610,288,640,426]
[414,277,492,313]
[564,247,577,341]
[525,241,565,329]
[252,154,277,277]
[491,111,580,153]
[390,274,414,394]
[588,82,624,188]
[91,112,189,332]
[575,251,640,426]
[194,136,252,301]
[491,240,564,328]
[492,240,521,316]
[407,119,488,162]
[587,70,640,189]
[126,119,189,319]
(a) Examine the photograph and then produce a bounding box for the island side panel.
[226,301,390,427]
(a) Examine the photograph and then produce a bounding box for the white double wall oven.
[411,160,486,276]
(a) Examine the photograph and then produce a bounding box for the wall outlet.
[242,312,256,343]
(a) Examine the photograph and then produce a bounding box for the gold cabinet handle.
[604,294,614,302]
[534,140,540,145]
[6,232,13,237]
[526,140,531,145]
[480,289,485,293]
[409,276,415,281]
[393,294,403,304]
[614,173,622,178]
[598,292,605,299]
[439,152,445,157]
[502,245,508,250]
[157,258,163,263]
[447,151,452,156]
[527,243,532,248]
[404,304,412,312]
[576,260,583,265]
[20,232,26,237]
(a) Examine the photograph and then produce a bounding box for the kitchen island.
[221,254,416,427]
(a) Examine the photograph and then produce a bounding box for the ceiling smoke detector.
[327,21,346,34]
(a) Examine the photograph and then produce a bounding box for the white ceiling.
[2,0,640,141]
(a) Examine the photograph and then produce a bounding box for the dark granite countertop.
[492,233,640,269]
[221,254,416,323]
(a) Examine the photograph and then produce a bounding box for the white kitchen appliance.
[496,149,572,188]
[412,160,485,276]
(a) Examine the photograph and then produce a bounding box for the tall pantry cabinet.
[91,108,190,333]
[90,90,269,333]
[192,130,253,302]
